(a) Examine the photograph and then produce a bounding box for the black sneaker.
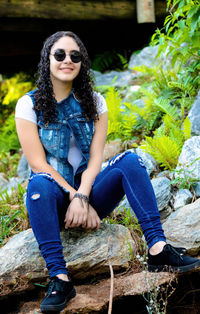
[40,276,76,313]
[148,244,200,274]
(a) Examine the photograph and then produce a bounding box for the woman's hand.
[82,204,101,230]
[64,197,88,229]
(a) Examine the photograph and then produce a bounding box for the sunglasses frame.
[51,49,82,63]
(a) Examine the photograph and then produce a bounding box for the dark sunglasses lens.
[54,49,66,61]
[70,51,82,63]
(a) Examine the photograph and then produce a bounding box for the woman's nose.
[63,54,72,63]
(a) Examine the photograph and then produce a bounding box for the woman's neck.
[52,79,73,102]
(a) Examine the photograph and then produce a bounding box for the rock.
[122,85,143,104]
[157,170,174,181]
[7,177,24,194]
[128,45,172,72]
[94,70,136,87]
[103,139,123,161]
[0,224,136,296]
[0,173,9,191]
[129,46,159,70]
[17,154,31,180]
[160,207,173,223]
[151,177,172,212]
[18,271,175,314]
[173,189,193,210]
[163,198,200,255]
[194,182,200,198]
[136,147,157,176]
[176,136,200,181]
[188,90,200,136]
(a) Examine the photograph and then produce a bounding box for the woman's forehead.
[51,36,80,51]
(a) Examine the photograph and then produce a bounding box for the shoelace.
[166,244,184,262]
[46,280,57,296]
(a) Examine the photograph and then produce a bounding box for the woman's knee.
[27,173,56,199]
[109,151,141,168]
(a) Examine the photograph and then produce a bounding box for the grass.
[0,151,21,180]
[103,205,146,256]
[0,182,29,247]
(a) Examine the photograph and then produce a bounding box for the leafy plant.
[0,72,35,152]
[0,151,21,179]
[92,50,128,73]
[105,86,138,142]
[151,0,200,94]
[171,157,200,190]
[140,98,191,170]
[0,183,29,246]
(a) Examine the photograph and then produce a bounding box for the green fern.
[182,116,191,140]
[141,135,180,170]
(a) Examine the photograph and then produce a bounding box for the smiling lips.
[60,67,73,73]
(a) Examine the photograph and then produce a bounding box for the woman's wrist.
[73,192,89,203]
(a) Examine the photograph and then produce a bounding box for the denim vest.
[26,89,94,188]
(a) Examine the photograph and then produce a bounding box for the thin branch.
[108,263,114,314]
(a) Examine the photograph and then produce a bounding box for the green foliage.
[171,157,200,189]
[0,72,35,152]
[91,50,128,73]
[105,86,138,142]
[0,151,21,179]
[151,0,200,93]
[103,206,145,254]
[0,183,29,247]
[140,98,191,170]
[0,114,21,152]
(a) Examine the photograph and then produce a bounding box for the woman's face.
[49,36,81,85]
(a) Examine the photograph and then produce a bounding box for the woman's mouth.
[60,67,73,73]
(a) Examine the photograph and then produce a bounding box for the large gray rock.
[194,182,200,198]
[188,90,200,136]
[0,224,136,295]
[163,198,200,255]
[176,136,200,181]
[129,46,160,70]
[94,70,136,87]
[173,189,193,210]
[128,45,172,71]
[17,154,31,179]
[136,147,157,176]
[0,173,9,191]
[151,177,172,212]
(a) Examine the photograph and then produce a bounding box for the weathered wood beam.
[0,0,166,20]
[0,0,136,20]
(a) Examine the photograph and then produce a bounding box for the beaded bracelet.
[73,192,89,203]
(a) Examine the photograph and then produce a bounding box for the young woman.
[15,31,200,313]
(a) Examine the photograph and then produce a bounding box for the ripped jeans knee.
[30,193,40,200]
[108,151,146,170]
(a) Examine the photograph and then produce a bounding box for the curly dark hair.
[34,31,98,123]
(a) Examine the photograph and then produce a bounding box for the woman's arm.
[15,118,77,197]
[64,111,108,229]
[77,111,108,197]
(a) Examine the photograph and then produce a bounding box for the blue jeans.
[26,151,166,278]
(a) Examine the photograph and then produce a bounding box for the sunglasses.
[51,49,82,63]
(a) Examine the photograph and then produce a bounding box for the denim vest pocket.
[76,116,94,144]
[38,120,62,155]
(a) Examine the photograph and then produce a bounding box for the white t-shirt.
[15,91,107,174]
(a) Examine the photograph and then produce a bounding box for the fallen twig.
[108,263,114,314]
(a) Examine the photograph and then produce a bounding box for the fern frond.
[182,116,191,140]
[154,97,179,120]
[141,135,180,170]
[123,102,146,117]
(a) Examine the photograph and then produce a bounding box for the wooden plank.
[0,0,136,20]
[137,0,155,23]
